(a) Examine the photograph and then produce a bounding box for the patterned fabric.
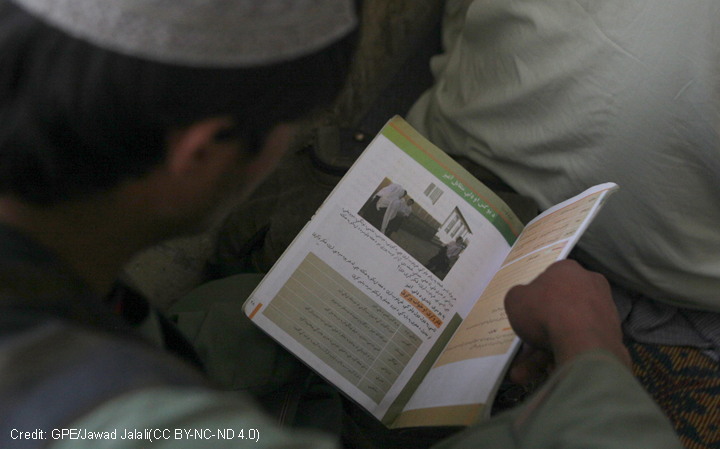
[628,342,720,449]
[610,275,720,360]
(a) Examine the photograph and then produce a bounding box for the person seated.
[0,0,682,447]
[407,0,720,356]
[427,236,464,276]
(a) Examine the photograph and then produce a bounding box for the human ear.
[152,120,296,229]
[148,116,247,224]
[237,122,298,189]
[165,117,239,177]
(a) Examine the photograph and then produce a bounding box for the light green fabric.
[48,387,338,449]
[434,350,682,448]
[515,352,682,448]
[47,350,681,449]
[407,0,720,311]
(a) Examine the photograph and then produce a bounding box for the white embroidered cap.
[10,0,357,67]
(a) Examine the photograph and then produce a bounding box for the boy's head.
[0,0,358,205]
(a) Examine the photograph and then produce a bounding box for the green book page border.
[381,313,463,427]
[382,116,523,246]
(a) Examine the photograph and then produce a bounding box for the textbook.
[243,116,617,428]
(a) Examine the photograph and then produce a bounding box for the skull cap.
[10,0,358,67]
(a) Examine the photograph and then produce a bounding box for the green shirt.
[49,350,681,449]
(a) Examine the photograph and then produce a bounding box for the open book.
[243,116,617,428]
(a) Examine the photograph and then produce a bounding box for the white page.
[245,117,524,420]
[396,183,618,427]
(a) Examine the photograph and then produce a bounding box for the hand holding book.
[505,260,631,386]
[244,117,620,427]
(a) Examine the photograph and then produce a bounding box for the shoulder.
[0,319,206,438]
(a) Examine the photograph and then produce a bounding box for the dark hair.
[0,0,357,204]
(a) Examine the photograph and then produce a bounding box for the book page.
[394,183,618,427]
[244,117,524,421]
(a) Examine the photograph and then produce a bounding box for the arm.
[432,349,682,449]
[380,200,399,233]
[432,260,681,449]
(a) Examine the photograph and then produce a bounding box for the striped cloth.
[613,285,720,361]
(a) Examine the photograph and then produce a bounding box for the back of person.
[408,0,720,311]
[0,0,687,448]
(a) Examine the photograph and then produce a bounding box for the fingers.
[509,344,554,387]
[504,260,630,369]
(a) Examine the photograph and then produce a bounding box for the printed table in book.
[243,116,617,428]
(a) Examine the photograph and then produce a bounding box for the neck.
[0,194,163,296]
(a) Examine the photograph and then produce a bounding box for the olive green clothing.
[61,276,681,449]
[0,217,681,449]
[49,349,681,449]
